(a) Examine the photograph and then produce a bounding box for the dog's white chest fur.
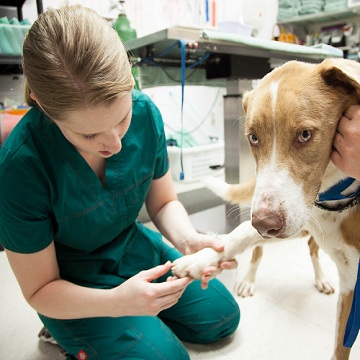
[307,207,358,293]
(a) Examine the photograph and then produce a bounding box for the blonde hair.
[22,5,134,121]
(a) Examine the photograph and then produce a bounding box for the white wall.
[7,0,279,142]
[22,0,116,22]
[120,0,278,141]
[23,0,278,39]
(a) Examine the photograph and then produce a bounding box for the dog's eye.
[298,130,312,143]
[248,134,259,145]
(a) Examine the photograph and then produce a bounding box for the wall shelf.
[278,7,360,26]
[0,0,43,74]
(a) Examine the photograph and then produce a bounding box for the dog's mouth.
[256,229,296,239]
[254,226,291,239]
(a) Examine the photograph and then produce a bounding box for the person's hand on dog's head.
[331,105,360,181]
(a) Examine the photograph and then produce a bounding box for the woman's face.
[54,93,132,158]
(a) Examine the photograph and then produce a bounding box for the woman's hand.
[111,261,192,317]
[195,259,237,290]
[331,105,360,181]
[5,245,191,319]
[146,172,237,290]
[200,260,238,289]
[182,232,224,255]
[182,232,238,289]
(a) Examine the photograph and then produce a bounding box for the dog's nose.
[252,211,284,237]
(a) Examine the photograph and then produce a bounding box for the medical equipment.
[113,0,136,42]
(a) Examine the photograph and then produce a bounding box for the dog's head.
[243,58,360,238]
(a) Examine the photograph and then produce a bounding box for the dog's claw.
[315,279,335,294]
[235,280,255,297]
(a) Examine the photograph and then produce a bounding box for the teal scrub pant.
[39,233,240,360]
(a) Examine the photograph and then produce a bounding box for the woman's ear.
[29,92,38,103]
[29,92,45,112]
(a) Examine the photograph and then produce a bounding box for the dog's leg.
[332,290,353,360]
[172,220,265,279]
[328,245,359,360]
[235,246,263,297]
[308,236,335,294]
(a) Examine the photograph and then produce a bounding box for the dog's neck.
[315,165,360,212]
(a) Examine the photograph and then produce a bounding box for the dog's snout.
[252,211,284,237]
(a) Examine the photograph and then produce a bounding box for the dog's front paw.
[315,277,335,294]
[202,176,229,199]
[171,247,221,279]
[235,279,255,297]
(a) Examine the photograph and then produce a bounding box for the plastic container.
[0,21,30,55]
[167,140,224,182]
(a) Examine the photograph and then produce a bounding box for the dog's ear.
[319,58,360,98]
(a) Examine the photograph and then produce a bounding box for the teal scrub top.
[0,90,169,288]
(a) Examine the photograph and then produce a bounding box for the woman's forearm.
[151,200,198,254]
[6,245,123,320]
[28,279,118,319]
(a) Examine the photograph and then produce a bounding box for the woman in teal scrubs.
[0,5,240,360]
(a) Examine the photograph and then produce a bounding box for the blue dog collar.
[344,259,360,348]
[315,177,360,212]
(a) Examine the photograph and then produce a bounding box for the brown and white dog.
[172,58,360,359]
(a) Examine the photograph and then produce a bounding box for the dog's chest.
[307,207,360,291]
[309,207,347,248]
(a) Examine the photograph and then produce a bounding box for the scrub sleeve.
[0,90,240,360]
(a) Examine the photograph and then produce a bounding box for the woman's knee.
[161,279,241,344]
[192,298,240,343]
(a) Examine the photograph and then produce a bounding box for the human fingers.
[343,104,360,120]
[190,233,225,253]
[336,114,352,136]
[140,261,173,283]
[155,276,192,297]
[199,260,238,290]
[200,266,222,289]
[330,143,342,167]
[166,275,178,282]
[201,272,213,290]
[137,284,188,316]
[337,105,360,139]
[153,288,186,312]
[201,278,210,290]
[208,240,225,252]
[220,259,238,270]
[332,128,344,146]
[140,262,192,294]
[331,129,344,160]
